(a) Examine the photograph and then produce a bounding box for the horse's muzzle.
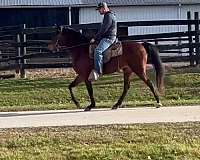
[48,43,58,53]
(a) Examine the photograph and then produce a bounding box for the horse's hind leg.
[68,75,83,109]
[112,67,132,110]
[136,72,162,108]
[84,80,95,111]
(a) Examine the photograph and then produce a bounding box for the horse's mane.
[63,27,89,44]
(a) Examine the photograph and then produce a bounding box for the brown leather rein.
[55,40,91,51]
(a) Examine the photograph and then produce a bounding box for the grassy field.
[0,68,200,111]
[0,67,200,111]
[0,122,200,159]
[0,67,200,159]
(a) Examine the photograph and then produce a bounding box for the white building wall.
[79,4,200,35]
[179,4,200,32]
[116,5,179,35]
[180,4,200,19]
[79,5,179,35]
[79,7,102,23]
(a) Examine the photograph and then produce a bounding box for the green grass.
[0,67,200,111]
[0,122,200,159]
[0,68,200,159]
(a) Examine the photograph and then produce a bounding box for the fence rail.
[0,11,200,78]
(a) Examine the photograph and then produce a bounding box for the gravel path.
[0,105,200,128]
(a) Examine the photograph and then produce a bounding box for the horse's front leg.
[84,80,96,111]
[68,75,83,109]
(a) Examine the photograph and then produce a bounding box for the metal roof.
[0,0,200,7]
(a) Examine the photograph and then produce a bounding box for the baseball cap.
[96,2,108,10]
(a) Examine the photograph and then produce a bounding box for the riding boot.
[88,69,100,81]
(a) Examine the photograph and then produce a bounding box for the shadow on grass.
[166,66,200,75]
[0,78,70,92]
[0,72,156,92]
[0,108,116,118]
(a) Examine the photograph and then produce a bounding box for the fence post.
[194,12,200,66]
[187,11,195,66]
[15,34,20,75]
[23,24,27,77]
[17,24,26,78]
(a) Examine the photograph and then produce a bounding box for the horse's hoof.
[75,103,81,109]
[156,102,163,108]
[84,104,95,111]
[112,105,119,110]
[84,107,92,111]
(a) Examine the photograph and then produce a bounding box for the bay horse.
[48,27,164,111]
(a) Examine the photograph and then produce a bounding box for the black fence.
[0,11,200,78]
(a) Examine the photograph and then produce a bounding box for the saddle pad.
[89,41,122,63]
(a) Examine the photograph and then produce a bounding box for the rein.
[55,40,91,51]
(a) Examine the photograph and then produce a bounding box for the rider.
[88,2,117,81]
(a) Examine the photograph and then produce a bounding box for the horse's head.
[48,26,89,52]
[48,26,70,52]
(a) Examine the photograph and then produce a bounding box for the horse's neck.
[67,31,89,62]
[71,44,89,61]
[70,31,89,45]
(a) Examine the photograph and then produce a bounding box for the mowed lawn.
[0,67,199,111]
[0,67,200,159]
[0,123,200,159]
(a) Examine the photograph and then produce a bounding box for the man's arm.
[95,13,113,41]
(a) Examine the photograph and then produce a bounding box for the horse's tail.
[142,42,165,93]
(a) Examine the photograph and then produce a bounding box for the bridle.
[55,39,62,52]
[54,39,91,52]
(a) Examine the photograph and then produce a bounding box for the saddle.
[89,40,122,63]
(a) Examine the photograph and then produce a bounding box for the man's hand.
[90,38,95,44]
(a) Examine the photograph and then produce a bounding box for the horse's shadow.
[0,107,152,118]
[0,108,114,118]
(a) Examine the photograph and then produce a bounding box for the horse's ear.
[54,24,62,34]
[59,26,68,34]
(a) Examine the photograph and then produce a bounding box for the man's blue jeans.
[94,38,115,74]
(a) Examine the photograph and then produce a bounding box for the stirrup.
[88,69,100,81]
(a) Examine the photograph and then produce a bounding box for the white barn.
[78,0,200,35]
[0,0,200,35]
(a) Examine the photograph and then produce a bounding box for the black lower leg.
[147,79,160,103]
[68,77,82,108]
[112,72,131,109]
[85,80,95,111]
